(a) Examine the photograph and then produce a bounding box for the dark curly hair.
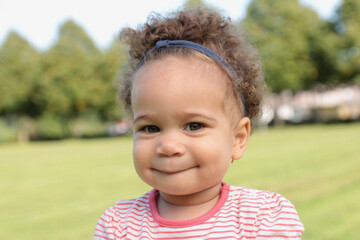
[118,8,265,121]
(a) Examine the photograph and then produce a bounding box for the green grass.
[1,122,360,239]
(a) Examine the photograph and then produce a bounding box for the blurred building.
[261,85,360,125]
[107,119,131,136]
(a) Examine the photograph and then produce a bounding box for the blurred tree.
[0,31,40,116]
[37,20,100,117]
[243,0,339,92]
[34,20,114,137]
[306,21,341,86]
[0,20,128,140]
[96,38,127,120]
[335,0,360,82]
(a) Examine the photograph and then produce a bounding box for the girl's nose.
[155,134,185,157]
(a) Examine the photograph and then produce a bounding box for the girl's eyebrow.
[133,114,152,124]
[177,112,216,122]
[133,112,216,124]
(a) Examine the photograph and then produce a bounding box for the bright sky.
[0,0,342,51]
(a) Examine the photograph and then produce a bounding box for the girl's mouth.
[152,166,198,174]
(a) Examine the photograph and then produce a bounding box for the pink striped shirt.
[94,183,304,239]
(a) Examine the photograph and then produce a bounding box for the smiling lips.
[152,166,198,174]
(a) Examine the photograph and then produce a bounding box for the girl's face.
[131,55,247,197]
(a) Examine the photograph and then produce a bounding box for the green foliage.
[1,123,360,239]
[36,113,68,139]
[0,20,126,140]
[0,118,17,142]
[335,0,360,81]
[35,20,125,122]
[37,20,103,118]
[243,0,340,92]
[100,38,128,120]
[57,20,100,54]
[0,32,40,116]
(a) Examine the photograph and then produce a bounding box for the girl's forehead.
[135,59,219,91]
[133,55,229,88]
[132,58,232,109]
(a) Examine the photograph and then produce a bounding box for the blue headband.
[137,39,246,115]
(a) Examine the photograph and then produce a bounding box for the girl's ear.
[232,117,251,161]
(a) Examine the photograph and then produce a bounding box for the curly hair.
[118,8,265,121]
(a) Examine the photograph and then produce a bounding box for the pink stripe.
[256,234,302,238]
[94,234,110,239]
[257,217,303,224]
[259,228,304,233]
[257,211,299,219]
[95,228,114,235]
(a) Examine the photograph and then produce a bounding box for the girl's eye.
[185,122,203,131]
[142,125,160,133]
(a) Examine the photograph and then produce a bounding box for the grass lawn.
[1,122,359,239]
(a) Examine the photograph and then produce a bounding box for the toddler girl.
[95,8,304,239]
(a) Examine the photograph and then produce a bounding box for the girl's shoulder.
[228,184,301,217]
[226,184,301,216]
[229,184,292,204]
[94,191,153,239]
[102,191,152,220]
[227,184,305,237]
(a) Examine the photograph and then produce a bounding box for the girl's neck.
[157,183,222,221]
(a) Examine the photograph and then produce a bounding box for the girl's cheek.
[133,139,152,161]
[133,141,142,160]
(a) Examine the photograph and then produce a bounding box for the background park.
[0,0,359,239]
